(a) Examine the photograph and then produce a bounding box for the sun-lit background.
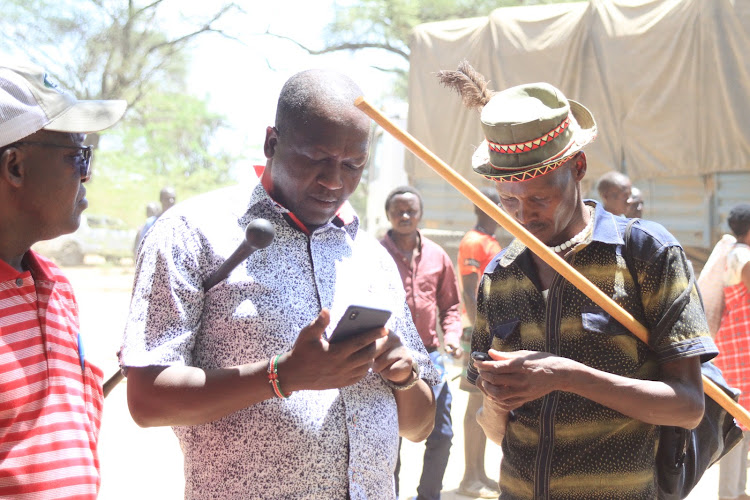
[2,1,741,498]
[3,0,416,231]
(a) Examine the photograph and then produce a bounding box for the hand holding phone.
[471,351,490,362]
[328,305,392,344]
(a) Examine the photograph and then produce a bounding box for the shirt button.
[15,278,23,287]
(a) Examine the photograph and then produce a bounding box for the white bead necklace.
[549,207,594,254]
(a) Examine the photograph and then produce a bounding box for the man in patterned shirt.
[441,72,716,499]
[120,69,438,499]
[0,60,125,498]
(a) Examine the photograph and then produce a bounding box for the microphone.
[202,218,276,291]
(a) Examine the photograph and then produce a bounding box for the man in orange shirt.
[456,186,502,498]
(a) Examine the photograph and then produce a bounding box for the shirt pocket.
[416,270,439,299]
[581,307,629,337]
[490,318,521,342]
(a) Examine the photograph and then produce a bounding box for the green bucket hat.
[472,82,597,182]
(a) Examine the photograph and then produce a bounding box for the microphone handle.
[203,243,259,291]
[105,225,271,397]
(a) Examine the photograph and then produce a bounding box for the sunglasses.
[11,141,93,182]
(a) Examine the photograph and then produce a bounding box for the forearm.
[741,261,750,290]
[393,379,436,442]
[439,304,463,346]
[561,361,704,428]
[126,361,276,427]
[464,294,477,325]
[477,397,508,445]
[461,273,479,325]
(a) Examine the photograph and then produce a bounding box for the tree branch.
[147,3,243,54]
[371,65,407,76]
[133,0,165,19]
[264,30,410,61]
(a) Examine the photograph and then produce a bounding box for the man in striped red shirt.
[0,60,125,499]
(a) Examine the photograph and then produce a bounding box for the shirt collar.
[0,250,56,282]
[499,200,622,268]
[382,229,423,256]
[243,165,360,237]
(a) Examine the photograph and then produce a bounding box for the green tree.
[268,0,582,95]
[89,91,237,229]
[1,0,245,228]
[3,0,241,108]
[266,0,583,220]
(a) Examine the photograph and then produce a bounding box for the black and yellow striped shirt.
[468,201,717,500]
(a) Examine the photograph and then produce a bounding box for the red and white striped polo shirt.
[0,251,103,499]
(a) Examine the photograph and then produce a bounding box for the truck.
[371,0,750,269]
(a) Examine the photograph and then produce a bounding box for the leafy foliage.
[89,92,238,228]
[268,0,583,97]
[325,0,529,63]
[2,0,239,108]
[1,0,244,229]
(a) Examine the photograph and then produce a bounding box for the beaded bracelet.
[267,354,291,399]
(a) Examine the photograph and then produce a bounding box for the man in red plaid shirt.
[715,203,750,500]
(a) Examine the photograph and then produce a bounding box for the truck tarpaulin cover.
[407,0,750,183]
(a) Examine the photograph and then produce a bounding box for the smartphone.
[328,305,392,344]
[471,351,490,362]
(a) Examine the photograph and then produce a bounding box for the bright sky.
[176,1,405,166]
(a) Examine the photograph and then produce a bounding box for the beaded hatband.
[482,154,572,183]
[487,117,571,155]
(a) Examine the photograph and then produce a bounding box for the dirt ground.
[65,263,723,499]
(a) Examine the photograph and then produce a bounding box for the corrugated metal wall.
[641,172,750,250]
[642,176,710,249]
[713,172,750,241]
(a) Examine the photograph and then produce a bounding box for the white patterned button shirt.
[120,179,438,499]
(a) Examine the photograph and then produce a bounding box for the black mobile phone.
[328,305,392,343]
[471,351,490,362]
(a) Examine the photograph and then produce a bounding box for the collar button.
[15,278,23,287]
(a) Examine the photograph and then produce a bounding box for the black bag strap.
[621,218,695,349]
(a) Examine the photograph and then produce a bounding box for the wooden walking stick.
[354,96,750,429]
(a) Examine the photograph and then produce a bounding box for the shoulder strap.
[621,219,695,347]
[621,218,642,297]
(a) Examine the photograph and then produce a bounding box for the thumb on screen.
[298,309,330,341]
[488,349,511,361]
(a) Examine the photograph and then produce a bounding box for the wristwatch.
[384,359,421,391]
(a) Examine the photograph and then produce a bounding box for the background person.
[626,185,643,218]
[145,201,160,219]
[714,203,750,500]
[133,186,176,256]
[119,69,437,499]
[456,186,502,499]
[381,185,462,500]
[0,60,125,498]
[596,170,632,216]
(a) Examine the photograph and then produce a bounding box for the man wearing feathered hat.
[440,63,717,499]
